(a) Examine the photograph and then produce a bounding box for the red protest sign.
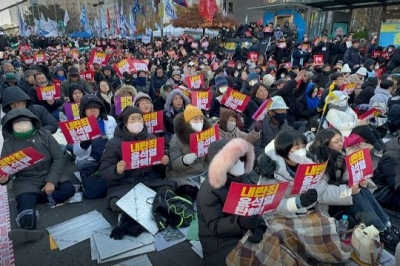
[220,88,251,113]
[112,59,134,77]
[371,51,381,58]
[178,85,191,98]
[252,98,273,121]
[358,107,382,120]
[143,111,164,134]
[71,49,80,60]
[248,52,259,62]
[79,71,95,81]
[53,79,62,93]
[185,74,204,90]
[89,50,110,66]
[191,91,211,111]
[59,116,102,144]
[167,50,178,59]
[64,102,80,121]
[36,85,61,101]
[290,162,327,195]
[114,95,133,116]
[0,147,45,175]
[131,59,148,73]
[313,55,324,66]
[227,60,235,68]
[63,47,71,54]
[23,57,34,65]
[345,148,373,187]
[121,137,165,169]
[189,125,220,157]
[34,53,46,63]
[222,182,289,216]
[340,83,358,94]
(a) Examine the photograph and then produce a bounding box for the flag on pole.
[64,10,70,27]
[165,0,177,19]
[115,3,121,35]
[107,8,111,30]
[129,9,136,35]
[80,4,91,34]
[222,8,227,17]
[40,12,46,22]
[17,8,27,36]
[155,22,161,30]
[132,0,141,21]
[173,0,188,7]
[151,0,157,13]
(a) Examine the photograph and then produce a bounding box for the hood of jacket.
[173,112,212,145]
[2,86,33,113]
[2,107,42,135]
[165,89,191,117]
[101,65,116,76]
[53,66,67,75]
[79,94,108,120]
[388,95,400,108]
[114,85,138,97]
[384,137,400,154]
[363,58,375,70]
[207,138,255,189]
[361,77,378,90]
[374,86,391,97]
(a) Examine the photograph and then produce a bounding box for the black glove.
[110,226,125,240]
[80,139,92,150]
[238,215,261,230]
[299,189,318,208]
[110,213,144,240]
[248,225,267,243]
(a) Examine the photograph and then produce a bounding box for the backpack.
[152,189,195,230]
[80,161,108,199]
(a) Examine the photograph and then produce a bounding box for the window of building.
[228,2,233,13]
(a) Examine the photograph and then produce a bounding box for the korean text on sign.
[222,182,289,216]
[221,88,250,113]
[345,148,373,187]
[185,75,204,90]
[252,98,273,121]
[290,162,327,195]
[189,125,220,157]
[59,116,102,144]
[114,95,133,116]
[121,137,165,169]
[0,147,45,175]
[36,85,60,101]
[191,91,210,111]
[65,102,80,121]
[143,111,163,134]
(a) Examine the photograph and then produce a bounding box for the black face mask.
[273,112,286,125]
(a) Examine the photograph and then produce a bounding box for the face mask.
[249,80,257,86]
[13,121,33,133]
[228,160,245,176]
[374,65,380,70]
[237,65,242,69]
[280,74,285,78]
[273,112,286,124]
[190,122,204,132]
[337,99,348,107]
[127,122,144,134]
[219,86,228,94]
[288,149,307,164]
[227,121,236,132]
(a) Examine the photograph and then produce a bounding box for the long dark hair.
[309,128,347,185]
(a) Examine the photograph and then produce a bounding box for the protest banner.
[112,59,134,77]
[371,51,381,58]
[191,91,211,111]
[313,55,324,66]
[53,79,61,93]
[88,50,110,66]
[248,52,259,62]
[79,71,95,81]
[71,49,80,60]
[34,52,46,63]
[252,98,274,121]
[345,148,373,187]
[189,125,220,157]
[0,147,45,175]
[63,47,71,54]
[178,85,191,98]
[114,95,133,116]
[36,85,61,101]
[64,102,80,121]
[358,107,382,120]
[143,111,164,134]
[185,75,205,90]
[121,137,165,169]
[23,57,34,65]
[222,182,290,216]
[19,44,31,53]
[220,88,250,113]
[131,59,149,73]
[59,116,102,144]
[290,162,327,195]
[340,83,358,94]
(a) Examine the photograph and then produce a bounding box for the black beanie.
[119,106,143,125]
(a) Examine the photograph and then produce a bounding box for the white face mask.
[249,80,257,86]
[288,149,307,164]
[219,86,228,94]
[227,121,236,132]
[374,65,380,70]
[13,121,33,133]
[190,122,204,132]
[229,159,245,176]
[237,65,242,70]
[127,122,144,134]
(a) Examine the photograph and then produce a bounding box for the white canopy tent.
[152,24,219,37]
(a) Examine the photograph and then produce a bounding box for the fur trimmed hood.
[173,112,212,145]
[208,138,255,189]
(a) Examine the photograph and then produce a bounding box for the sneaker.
[374,150,383,158]
[380,228,399,252]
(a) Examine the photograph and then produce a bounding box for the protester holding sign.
[0,108,75,244]
[163,89,191,137]
[110,85,138,119]
[243,83,270,130]
[197,138,264,266]
[95,65,122,92]
[309,128,400,251]
[60,67,93,102]
[59,83,86,122]
[209,76,229,118]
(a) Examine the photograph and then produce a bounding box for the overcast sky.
[0,0,20,25]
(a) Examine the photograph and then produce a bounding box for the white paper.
[190,240,203,258]
[111,254,152,266]
[98,244,155,264]
[74,171,82,183]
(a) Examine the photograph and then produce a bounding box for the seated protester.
[374,136,400,211]
[252,95,292,157]
[110,85,138,119]
[133,92,153,114]
[318,72,345,110]
[0,108,75,244]
[150,66,168,96]
[341,64,352,84]
[354,77,378,107]
[20,70,38,95]
[197,138,265,265]
[309,128,400,251]
[30,72,64,120]
[243,83,269,130]
[99,106,173,240]
[209,76,229,118]
[153,84,173,112]
[348,67,367,90]
[296,82,322,122]
[218,107,260,144]
[133,70,154,100]
[1,86,58,138]
[369,79,394,109]
[364,58,376,78]
[94,65,122,92]
[0,72,20,101]
[166,70,183,86]
[73,95,117,171]
[163,88,190,137]
[166,105,211,200]
[326,91,385,157]
[59,83,86,122]
[60,66,93,102]
[240,72,259,96]
[388,88,400,134]
[313,64,332,89]
[96,80,114,114]
[53,66,67,82]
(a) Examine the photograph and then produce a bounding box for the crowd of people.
[0,22,400,264]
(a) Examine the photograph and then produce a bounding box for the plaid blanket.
[226,212,352,266]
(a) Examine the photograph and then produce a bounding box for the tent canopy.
[70,32,91,39]
[152,24,219,37]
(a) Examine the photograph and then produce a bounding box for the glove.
[248,225,267,243]
[299,189,318,208]
[80,139,92,150]
[110,213,144,240]
[238,215,261,230]
[254,121,263,132]
[183,153,198,165]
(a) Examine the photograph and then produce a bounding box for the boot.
[109,213,144,240]
[8,214,44,245]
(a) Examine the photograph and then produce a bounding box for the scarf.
[100,91,113,105]
[136,77,147,87]
[12,128,36,139]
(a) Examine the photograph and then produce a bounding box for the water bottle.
[337,215,349,240]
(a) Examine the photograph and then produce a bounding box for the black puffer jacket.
[354,77,378,106]
[387,95,400,133]
[95,65,122,90]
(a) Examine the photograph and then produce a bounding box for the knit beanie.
[120,106,143,124]
[247,72,259,82]
[215,76,228,89]
[133,92,152,107]
[183,104,203,123]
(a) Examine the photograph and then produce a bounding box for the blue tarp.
[70,32,91,39]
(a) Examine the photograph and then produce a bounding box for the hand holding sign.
[117,160,127,174]
[0,175,10,184]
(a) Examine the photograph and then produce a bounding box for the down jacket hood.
[165,89,190,117]
[2,86,32,113]
[79,94,108,120]
[2,108,42,135]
